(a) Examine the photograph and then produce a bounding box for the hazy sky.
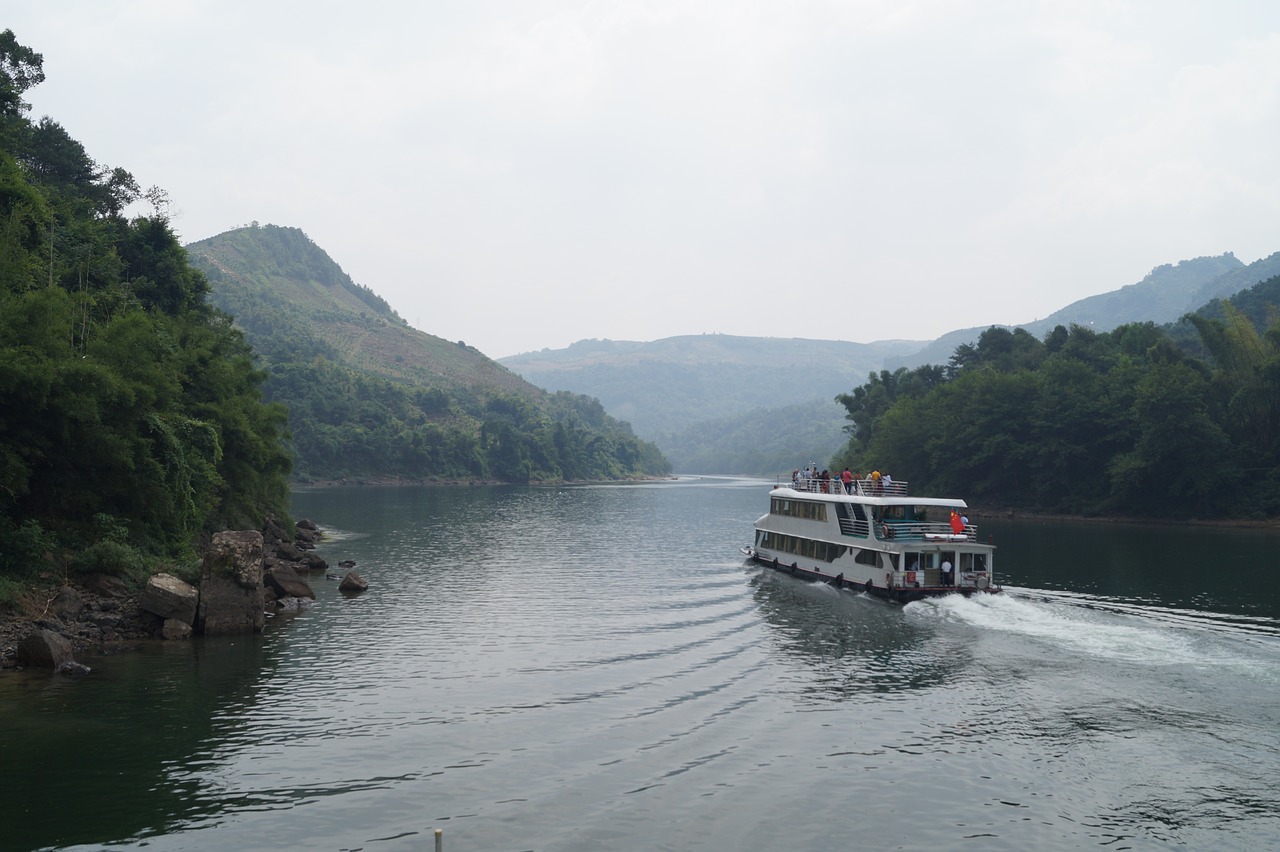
[9,2,1280,358]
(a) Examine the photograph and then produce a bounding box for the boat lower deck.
[744,548,999,604]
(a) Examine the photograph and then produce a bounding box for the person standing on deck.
[842,467,853,494]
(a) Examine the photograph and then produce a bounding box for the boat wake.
[903,587,1280,678]
[1004,587,1280,639]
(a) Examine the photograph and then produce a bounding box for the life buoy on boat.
[975,574,990,590]
[906,570,916,584]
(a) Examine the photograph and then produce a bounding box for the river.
[2,477,1278,851]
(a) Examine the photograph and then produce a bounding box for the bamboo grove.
[0,31,292,586]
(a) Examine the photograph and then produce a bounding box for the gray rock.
[139,573,199,624]
[17,628,75,668]
[264,564,315,600]
[161,618,193,640]
[196,530,265,635]
[55,660,92,676]
[274,541,305,561]
[50,585,84,621]
[84,574,131,599]
[339,571,369,593]
[300,551,328,572]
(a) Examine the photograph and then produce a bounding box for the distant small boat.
[743,472,999,603]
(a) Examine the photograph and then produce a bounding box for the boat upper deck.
[781,474,961,504]
[769,474,980,543]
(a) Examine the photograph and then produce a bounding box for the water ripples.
[29,481,1279,851]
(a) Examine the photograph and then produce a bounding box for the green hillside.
[500,335,922,474]
[831,278,1280,520]
[187,225,669,483]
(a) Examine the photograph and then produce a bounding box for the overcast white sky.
[8,2,1280,358]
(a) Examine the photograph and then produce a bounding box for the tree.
[0,29,44,119]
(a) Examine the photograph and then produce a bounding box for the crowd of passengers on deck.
[792,464,897,495]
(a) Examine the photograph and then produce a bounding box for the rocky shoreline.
[0,517,367,673]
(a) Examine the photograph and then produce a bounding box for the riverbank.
[969,507,1280,530]
[0,577,154,670]
[1,519,333,672]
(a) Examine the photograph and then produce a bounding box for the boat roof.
[769,486,968,509]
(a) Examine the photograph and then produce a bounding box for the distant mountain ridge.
[888,252,1280,370]
[502,335,922,435]
[500,250,1280,474]
[500,336,924,473]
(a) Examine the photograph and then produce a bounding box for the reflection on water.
[4,480,1279,851]
[750,569,973,696]
[0,637,277,850]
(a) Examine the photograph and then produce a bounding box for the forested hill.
[831,272,1280,520]
[187,225,669,483]
[1,30,292,587]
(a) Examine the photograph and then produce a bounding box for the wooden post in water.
[434,828,443,851]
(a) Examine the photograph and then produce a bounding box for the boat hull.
[741,546,999,604]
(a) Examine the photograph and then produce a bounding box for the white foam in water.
[904,589,1280,674]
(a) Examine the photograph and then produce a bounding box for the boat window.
[761,533,840,562]
[854,549,879,566]
[903,552,920,571]
[771,498,827,522]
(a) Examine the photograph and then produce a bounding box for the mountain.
[187,225,669,482]
[885,252,1280,371]
[500,250,1280,475]
[499,335,923,474]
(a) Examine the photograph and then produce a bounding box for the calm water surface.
[2,477,1278,851]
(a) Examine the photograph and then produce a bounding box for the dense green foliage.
[0,31,292,586]
[188,225,669,483]
[833,290,1280,519]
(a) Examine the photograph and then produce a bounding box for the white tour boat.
[742,472,999,602]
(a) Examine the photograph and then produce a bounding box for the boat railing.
[837,516,871,537]
[880,520,977,542]
[787,475,909,497]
